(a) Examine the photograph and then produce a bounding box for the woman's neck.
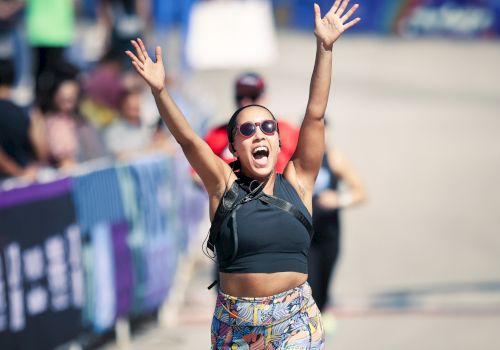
[238,170,277,195]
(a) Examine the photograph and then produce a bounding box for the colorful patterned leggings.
[211,282,325,349]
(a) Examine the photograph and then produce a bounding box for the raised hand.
[126,39,165,93]
[314,0,360,49]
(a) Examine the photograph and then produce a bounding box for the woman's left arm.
[288,1,360,194]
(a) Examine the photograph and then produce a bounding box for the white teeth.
[253,146,268,154]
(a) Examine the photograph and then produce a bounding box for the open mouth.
[252,146,269,167]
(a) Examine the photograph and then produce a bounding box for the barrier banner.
[395,0,500,38]
[73,167,131,332]
[0,155,207,346]
[129,157,174,312]
[287,0,500,37]
[0,179,84,350]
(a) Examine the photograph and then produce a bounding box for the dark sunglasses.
[237,119,277,137]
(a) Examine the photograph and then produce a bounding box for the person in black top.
[308,144,366,334]
[0,59,38,180]
[126,1,360,347]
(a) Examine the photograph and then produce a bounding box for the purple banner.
[0,178,72,210]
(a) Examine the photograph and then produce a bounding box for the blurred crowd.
[0,0,199,185]
[0,1,369,336]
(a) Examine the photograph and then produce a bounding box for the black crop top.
[215,174,312,274]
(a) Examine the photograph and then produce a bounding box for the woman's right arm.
[126,39,231,196]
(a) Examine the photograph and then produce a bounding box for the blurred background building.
[0,0,499,349]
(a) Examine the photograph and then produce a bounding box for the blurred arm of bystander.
[0,0,24,21]
[0,147,24,177]
[28,107,50,163]
[316,147,366,210]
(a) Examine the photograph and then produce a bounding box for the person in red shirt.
[204,72,298,173]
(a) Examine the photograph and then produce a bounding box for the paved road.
[102,31,500,350]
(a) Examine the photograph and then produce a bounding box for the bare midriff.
[219,271,308,298]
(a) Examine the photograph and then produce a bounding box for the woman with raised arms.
[126,1,360,348]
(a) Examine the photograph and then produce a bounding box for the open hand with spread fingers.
[314,0,361,49]
[125,38,166,94]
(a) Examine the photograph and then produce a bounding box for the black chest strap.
[206,180,244,253]
[206,180,314,255]
[258,194,314,239]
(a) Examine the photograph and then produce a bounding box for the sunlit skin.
[125,0,361,298]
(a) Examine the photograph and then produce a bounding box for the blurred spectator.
[26,0,76,105]
[149,0,196,72]
[103,88,154,159]
[0,58,38,180]
[34,77,107,170]
[80,50,125,128]
[308,139,366,330]
[204,72,299,173]
[0,0,25,86]
[148,118,176,156]
[41,81,80,170]
[98,0,146,67]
